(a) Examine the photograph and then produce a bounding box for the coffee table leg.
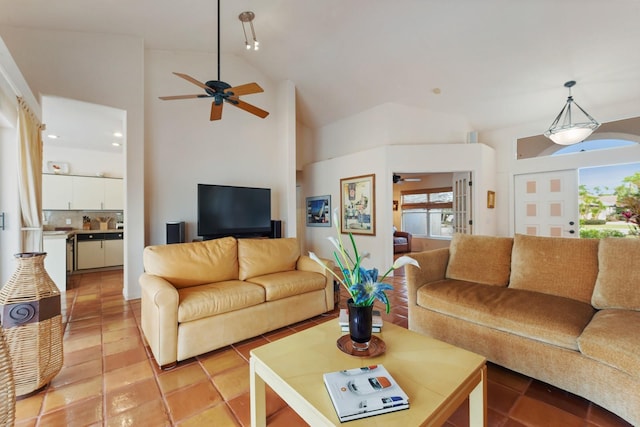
[250,358,267,427]
[468,365,487,427]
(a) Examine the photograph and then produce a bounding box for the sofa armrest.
[405,248,449,307]
[139,273,179,367]
[297,255,336,310]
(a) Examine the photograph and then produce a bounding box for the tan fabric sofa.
[406,233,640,425]
[139,237,334,368]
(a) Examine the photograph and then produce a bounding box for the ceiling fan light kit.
[544,80,600,146]
[158,0,268,121]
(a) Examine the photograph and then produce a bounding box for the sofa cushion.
[177,280,265,323]
[247,270,327,301]
[445,233,513,286]
[143,237,239,288]
[238,238,300,280]
[578,310,640,378]
[592,238,640,310]
[508,234,599,304]
[417,279,595,350]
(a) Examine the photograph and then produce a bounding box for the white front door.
[514,170,579,238]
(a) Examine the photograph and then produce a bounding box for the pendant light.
[544,81,600,145]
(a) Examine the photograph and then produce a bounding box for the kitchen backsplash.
[44,211,123,231]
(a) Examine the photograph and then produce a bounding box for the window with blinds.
[400,187,454,238]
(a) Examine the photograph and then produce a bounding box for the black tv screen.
[197,184,271,238]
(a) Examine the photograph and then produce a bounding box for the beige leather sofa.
[406,233,640,425]
[140,237,334,368]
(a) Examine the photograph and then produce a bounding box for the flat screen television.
[197,184,271,239]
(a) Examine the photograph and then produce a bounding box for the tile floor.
[12,269,632,426]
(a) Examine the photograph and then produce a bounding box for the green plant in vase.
[310,208,419,350]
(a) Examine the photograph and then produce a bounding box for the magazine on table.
[338,308,383,333]
[323,364,409,422]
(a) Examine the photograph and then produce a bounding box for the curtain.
[16,96,44,252]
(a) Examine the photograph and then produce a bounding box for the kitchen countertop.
[44,229,124,239]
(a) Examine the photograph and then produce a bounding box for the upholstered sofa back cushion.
[508,234,599,303]
[445,233,514,286]
[238,238,300,280]
[143,237,239,288]
[592,238,640,310]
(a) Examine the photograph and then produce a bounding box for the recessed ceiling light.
[112,142,121,147]
[113,132,123,138]
[47,134,59,139]
[432,88,442,95]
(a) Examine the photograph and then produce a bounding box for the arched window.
[552,137,638,156]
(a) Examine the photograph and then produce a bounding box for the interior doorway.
[392,171,471,253]
[41,96,126,277]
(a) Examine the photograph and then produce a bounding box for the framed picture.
[306,195,331,227]
[487,191,496,209]
[340,174,375,235]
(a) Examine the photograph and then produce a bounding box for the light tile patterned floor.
[12,269,632,426]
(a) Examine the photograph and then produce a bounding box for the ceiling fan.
[393,174,422,184]
[158,0,269,121]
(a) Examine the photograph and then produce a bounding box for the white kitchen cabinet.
[42,174,73,210]
[72,176,103,210]
[42,174,123,210]
[76,232,124,269]
[77,239,104,269]
[43,233,67,292]
[104,178,124,210]
[104,239,124,266]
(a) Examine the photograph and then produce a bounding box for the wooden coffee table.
[250,321,486,426]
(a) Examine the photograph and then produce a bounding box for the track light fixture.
[544,80,600,146]
[239,11,259,51]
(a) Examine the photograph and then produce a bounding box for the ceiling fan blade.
[225,82,264,97]
[159,94,202,100]
[210,101,223,121]
[173,72,211,92]
[228,99,269,118]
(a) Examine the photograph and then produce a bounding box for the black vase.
[347,298,373,351]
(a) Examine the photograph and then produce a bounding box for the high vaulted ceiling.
[2,0,640,133]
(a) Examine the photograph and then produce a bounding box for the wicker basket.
[0,328,15,426]
[0,252,63,397]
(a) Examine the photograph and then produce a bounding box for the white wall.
[303,143,496,271]
[42,145,124,178]
[276,80,297,238]
[0,124,19,284]
[144,49,285,244]
[312,103,472,162]
[0,26,146,299]
[0,35,39,283]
